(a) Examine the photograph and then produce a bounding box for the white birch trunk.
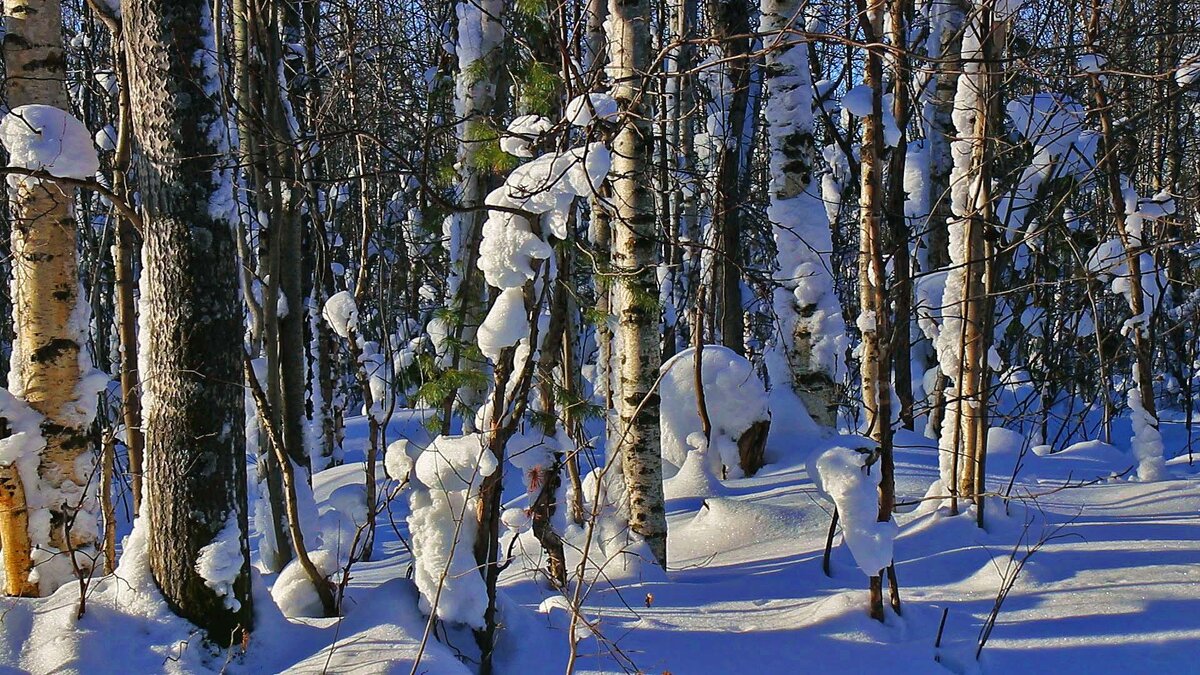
[608,0,668,568]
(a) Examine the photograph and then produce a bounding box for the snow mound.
[840,85,873,117]
[670,497,809,562]
[1006,93,1085,157]
[414,433,497,492]
[0,105,100,187]
[1028,439,1134,481]
[660,346,769,477]
[271,549,339,618]
[663,435,728,501]
[327,482,369,527]
[477,286,528,362]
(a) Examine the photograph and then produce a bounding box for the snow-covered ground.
[2,409,1197,674]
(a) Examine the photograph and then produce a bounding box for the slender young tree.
[856,0,899,621]
[122,0,253,645]
[609,0,669,568]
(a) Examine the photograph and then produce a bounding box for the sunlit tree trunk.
[857,0,897,621]
[609,0,668,568]
[0,0,100,596]
[760,0,845,430]
[123,0,252,645]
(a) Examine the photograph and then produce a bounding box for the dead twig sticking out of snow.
[975,511,1082,659]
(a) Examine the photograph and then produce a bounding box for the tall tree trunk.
[123,0,253,645]
[917,0,968,441]
[1,0,100,596]
[609,0,668,568]
[760,0,846,429]
[937,2,1002,516]
[259,0,310,480]
[231,0,293,572]
[857,0,897,621]
[707,0,752,355]
[888,0,916,430]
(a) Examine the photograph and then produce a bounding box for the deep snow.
[1,405,1198,674]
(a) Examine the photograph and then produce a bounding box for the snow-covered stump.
[660,346,770,478]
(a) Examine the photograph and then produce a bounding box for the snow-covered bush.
[812,445,896,575]
[407,433,496,628]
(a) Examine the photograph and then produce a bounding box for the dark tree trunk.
[122,0,253,646]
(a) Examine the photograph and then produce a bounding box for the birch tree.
[856,0,900,621]
[935,0,1005,518]
[609,0,669,568]
[761,0,847,430]
[0,0,102,596]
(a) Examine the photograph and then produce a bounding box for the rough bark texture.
[609,0,668,568]
[707,0,752,355]
[1,0,99,595]
[122,0,253,645]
